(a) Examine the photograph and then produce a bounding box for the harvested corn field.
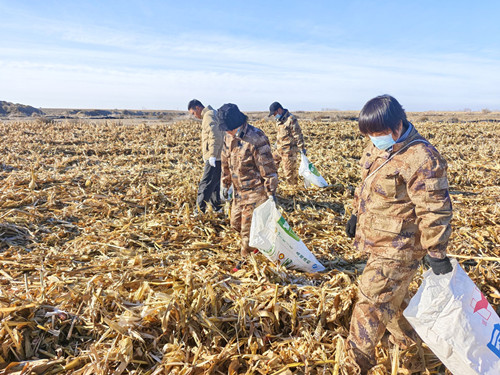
[0,113,499,374]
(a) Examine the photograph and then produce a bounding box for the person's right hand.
[345,214,357,238]
[221,187,229,200]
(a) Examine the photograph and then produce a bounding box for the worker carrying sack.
[299,153,328,188]
[403,259,500,375]
[249,197,325,273]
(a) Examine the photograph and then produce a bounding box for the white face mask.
[368,134,396,150]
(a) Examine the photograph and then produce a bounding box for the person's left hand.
[345,214,357,238]
[269,194,277,203]
[208,157,216,167]
[301,148,307,155]
[427,255,453,275]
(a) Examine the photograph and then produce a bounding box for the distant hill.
[0,101,45,117]
[0,102,186,120]
[41,108,186,120]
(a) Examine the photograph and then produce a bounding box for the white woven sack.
[403,259,500,375]
[249,198,325,273]
[298,153,328,188]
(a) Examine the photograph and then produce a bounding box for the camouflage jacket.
[201,105,225,161]
[352,126,452,261]
[276,110,305,154]
[221,122,278,201]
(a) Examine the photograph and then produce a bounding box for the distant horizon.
[11,102,500,114]
[2,2,500,112]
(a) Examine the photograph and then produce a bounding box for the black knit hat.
[268,101,282,116]
[216,103,247,131]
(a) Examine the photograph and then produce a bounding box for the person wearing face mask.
[344,95,453,374]
[268,101,306,185]
[217,103,278,271]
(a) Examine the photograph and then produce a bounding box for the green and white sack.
[249,198,325,273]
[298,153,328,188]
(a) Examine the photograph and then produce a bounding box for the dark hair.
[187,99,204,111]
[358,95,408,134]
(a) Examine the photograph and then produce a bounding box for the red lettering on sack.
[470,288,492,321]
[473,294,489,313]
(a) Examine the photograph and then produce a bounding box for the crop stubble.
[0,115,499,374]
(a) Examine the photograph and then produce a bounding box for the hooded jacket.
[352,126,452,261]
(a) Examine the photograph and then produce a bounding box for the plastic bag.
[298,153,328,188]
[403,259,500,375]
[249,198,325,273]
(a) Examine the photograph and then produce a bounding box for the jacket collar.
[277,109,290,124]
[201,105,213,117]
[392,125,421,152]
[235,122,249,140]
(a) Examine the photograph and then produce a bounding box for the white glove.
[208,157,216,167]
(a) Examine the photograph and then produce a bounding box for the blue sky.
[1,0,499,111]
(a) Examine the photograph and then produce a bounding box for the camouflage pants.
[273,151,298,185]
[346,256,421,373]
[230,194,268,257]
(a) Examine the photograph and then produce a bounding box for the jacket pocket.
[424,176,450,203]
[425,177,448,191]
[372,214,403,234]
[369,215,416,250]
[368,214,403,248]
[372,172,398,198]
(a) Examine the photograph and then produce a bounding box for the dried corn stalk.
[0,113,499,374]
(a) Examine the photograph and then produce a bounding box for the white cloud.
[1,23,500,111]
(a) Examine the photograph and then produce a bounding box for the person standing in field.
[217,103,278,270]
[268,101,306,185]
[188,99,225,213]
[344,95,453,374]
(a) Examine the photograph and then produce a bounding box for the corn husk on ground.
[0,114,499,374]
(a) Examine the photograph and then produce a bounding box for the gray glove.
[345,214,357,238]
[427,256,453,275]
[221,187,229,201]
[269,194,277,203]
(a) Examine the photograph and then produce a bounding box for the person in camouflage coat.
[268,102,306,185]
[217,104,278,265]
[344,95,453,374]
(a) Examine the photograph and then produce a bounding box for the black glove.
[301,148,307,155]
[427,255,453,275]
[221,187,229,201]
[345,214,357,238]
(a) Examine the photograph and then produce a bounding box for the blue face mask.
[368,134,396,150]
[275,113,282,120]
